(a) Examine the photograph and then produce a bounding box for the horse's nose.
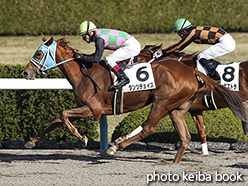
[22,71,28,77]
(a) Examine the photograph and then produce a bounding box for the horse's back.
[151,58,197,80]
[151,58,199,97]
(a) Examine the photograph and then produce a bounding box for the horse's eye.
[35,51,43,59]
[36,53,42,57]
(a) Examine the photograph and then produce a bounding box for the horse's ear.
[41,33,47,42]
[45,37,54,46]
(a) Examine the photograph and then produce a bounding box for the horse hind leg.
[242,120,248,135]
[191,112,209,155]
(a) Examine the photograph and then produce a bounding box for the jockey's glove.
[73,51,84,61]
[162,50,169,57]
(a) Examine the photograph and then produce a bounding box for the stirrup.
[208,69,221,83]
[113,78,130,89]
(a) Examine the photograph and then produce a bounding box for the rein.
[81,62,101,91]
[43,58,74,72]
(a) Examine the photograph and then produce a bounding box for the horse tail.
[194,70,248,123]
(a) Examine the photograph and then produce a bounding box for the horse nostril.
[22,71,28,76]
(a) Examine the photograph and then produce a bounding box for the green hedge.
[112,105,248,143]
[1,0,248,35]
[0,65,99,142]
[1,64,248,144]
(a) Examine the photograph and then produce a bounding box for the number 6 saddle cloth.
[113,62,156,93]
[111,62,156,115]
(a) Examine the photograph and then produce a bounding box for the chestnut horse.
[129,45,248,155]
[171,52,248,154]
[22,36,246,164]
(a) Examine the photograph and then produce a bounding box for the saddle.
[111,60,140,115]
[111,56,156,115]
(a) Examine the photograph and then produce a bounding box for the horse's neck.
[56,47,82,87]
[137,52,152,62]
[180,57,196,68]
[59,63,81,87]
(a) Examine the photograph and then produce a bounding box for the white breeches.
[105,37,141,68]
[197,33,236,62]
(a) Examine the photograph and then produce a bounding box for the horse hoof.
[106,145,118,155]
[81,136,88,148]
[24,142,35,149]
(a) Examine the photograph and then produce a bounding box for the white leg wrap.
[202,142,209,155]
[115,137,124,144]
[126,126,143,139]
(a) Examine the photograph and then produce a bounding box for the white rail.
[0,79,72,89]
[0,78,108,150]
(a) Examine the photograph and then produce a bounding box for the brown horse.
[170,52,248,153]
[22,36,246,164]
[128,45,248,155]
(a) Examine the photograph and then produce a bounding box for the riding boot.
[199,58,221,83]
[112,66,130,89]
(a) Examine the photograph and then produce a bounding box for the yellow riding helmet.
[78,21,96,35]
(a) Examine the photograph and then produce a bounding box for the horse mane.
[142,44,163,53]
[56,37,76,52]
[140,43,198,60]
[169,51,198,60]
[139,44,163,59]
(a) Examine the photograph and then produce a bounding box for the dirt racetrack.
[0,148,247,186]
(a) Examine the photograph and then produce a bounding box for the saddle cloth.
[112,62,156,114]
[114,62,156,93]
[196,60,240,91]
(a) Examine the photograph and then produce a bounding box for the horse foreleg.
[169,109,191,164]
[25,106,97,149]
[114,126,143,144]
[191,112,209,155]
[168,101,195,164]
[60,106,98,147]
[107,103,166,155]
[25,117,80,148]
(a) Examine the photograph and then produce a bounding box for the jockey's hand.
[162,50,170,57]
[73,51,83,61]
[153,49,163,60]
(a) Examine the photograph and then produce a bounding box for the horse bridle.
[30,41,73,75]
[30,40,101,91]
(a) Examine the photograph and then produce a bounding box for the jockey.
[73,21,141,89]
[159,18,236,83]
